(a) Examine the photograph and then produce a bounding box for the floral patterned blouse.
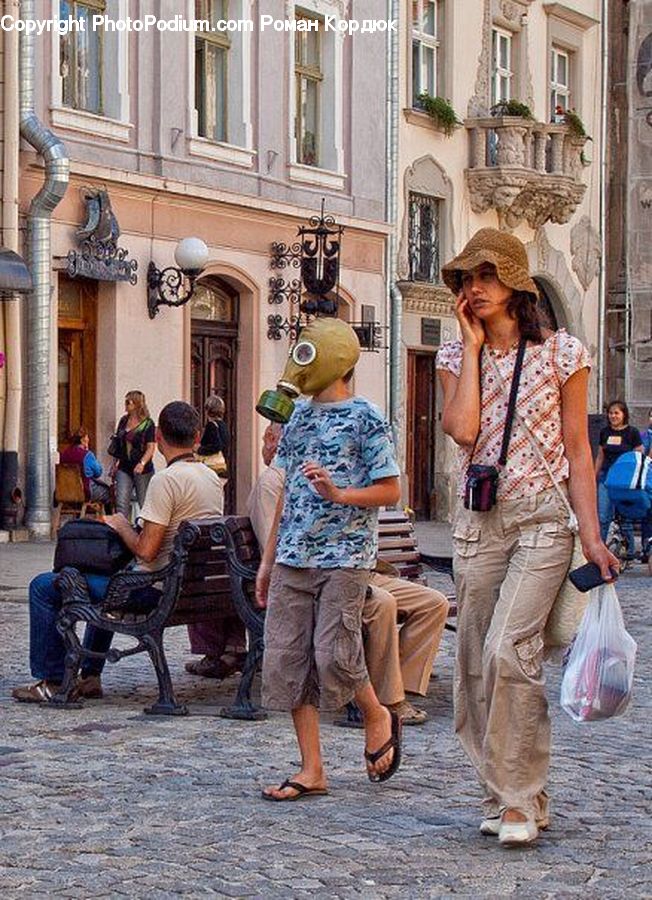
[436,330,591,500]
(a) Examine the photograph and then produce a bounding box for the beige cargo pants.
[452,487,574,820]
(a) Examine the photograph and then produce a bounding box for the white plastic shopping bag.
[560,583,637,723]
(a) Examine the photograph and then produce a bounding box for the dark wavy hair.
[507,290,544,344]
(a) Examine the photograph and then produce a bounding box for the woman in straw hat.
[436,228,618,846]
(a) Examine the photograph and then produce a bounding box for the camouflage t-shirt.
[274,397,400,569]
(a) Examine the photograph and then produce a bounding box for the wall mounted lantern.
[147,237,209,319]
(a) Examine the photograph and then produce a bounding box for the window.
[195,0,230,142]
[59,0,105,114]
[408,193,441,283]
[491,28,513,105]
[294,13,322,166]
[412,0,439,103]
[550,47,571,120]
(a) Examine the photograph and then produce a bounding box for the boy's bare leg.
[355,682,395,778]
[262,704,328,799]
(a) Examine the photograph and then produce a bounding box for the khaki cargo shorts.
[262,563,370,712]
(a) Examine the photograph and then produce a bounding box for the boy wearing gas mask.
[255,318,403,799]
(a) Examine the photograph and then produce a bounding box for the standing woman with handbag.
[435,229,618,846]
[195,395,230,482]
[108,390,156,520]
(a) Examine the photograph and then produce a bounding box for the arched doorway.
[191,279,239,512]
[534,276,566,331]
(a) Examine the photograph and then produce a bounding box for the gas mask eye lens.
[292,341,317,366]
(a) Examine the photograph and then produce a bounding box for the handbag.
[107,432,121,458]
[464,339,527,511]
[196,450,228,477]
[486,350,587,650]
[54,518,133,575]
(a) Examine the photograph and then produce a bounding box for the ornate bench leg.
[50,612,83,708]
[220,633,267,721]
[142,629,188,716]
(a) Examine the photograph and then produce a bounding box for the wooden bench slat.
[378,550,421,564]
[377,523,414,536]
[378,537,419,551]
[178,578,231,598]
[184,561,229,580]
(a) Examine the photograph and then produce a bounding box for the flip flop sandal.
[365,710,402,783]
[261,779,329,802]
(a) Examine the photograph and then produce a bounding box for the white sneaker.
[498,817,538,847]
[479,815,501,836]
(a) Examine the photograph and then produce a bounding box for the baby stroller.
[604,451,652,571]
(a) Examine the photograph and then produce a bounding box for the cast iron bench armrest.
[210,519,263,635]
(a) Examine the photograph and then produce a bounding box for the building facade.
[397,0,604,519]
[8,0,391,529]
[606,0,652,423]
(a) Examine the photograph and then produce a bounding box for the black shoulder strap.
[498,338,527,467]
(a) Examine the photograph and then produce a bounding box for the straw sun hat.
[441,228,539,300]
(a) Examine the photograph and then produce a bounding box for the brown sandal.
[12,680,61,703]
[184,655,241,679]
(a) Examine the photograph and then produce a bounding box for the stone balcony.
[465,116,588,229]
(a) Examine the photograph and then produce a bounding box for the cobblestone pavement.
[0,541,650,898]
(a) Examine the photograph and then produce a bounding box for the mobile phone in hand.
[568,561,618,593]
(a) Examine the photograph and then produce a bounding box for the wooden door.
[406,351,436,519]
[191,281,239,512]
[57,277,97,446]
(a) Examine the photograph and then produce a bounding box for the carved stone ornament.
[467,169,587,230]
[397,282,456,316]
[468,0,492,117]
[501,1,520,21]
[570,215,601,291]
[465,119,588,230]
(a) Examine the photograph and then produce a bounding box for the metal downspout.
[19,0,69,537]
[597,0,608,411]
[386,0,401,448]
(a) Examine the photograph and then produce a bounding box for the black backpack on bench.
[54,518,133,576]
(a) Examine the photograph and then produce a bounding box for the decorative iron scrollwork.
[267,200,354,343]
[350,322,386,353]
[268,276,302,306]
[270,241,302,269]
[63,189,138,284]
[66,236,138,285]
[267,314,301,342]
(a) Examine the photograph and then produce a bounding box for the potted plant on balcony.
[490,99,534,120]
[555,107,592,167]
[416,93,461,136]
[563,108,591,140]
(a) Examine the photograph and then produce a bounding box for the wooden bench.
[377,509,456,626]
[51,511,454,720]
[53,516,265,718]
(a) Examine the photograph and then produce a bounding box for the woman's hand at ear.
[455,292,485,351]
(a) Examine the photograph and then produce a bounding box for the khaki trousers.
[452,488,573,819]
[363,574,449,706]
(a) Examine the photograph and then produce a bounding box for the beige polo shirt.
[138,459,223,572]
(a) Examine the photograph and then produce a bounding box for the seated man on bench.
[13,401,224,704]
[247,424,448,725]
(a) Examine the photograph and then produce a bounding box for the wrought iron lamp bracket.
[147,261,201,319]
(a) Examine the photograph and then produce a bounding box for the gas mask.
[256,317,361,423]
